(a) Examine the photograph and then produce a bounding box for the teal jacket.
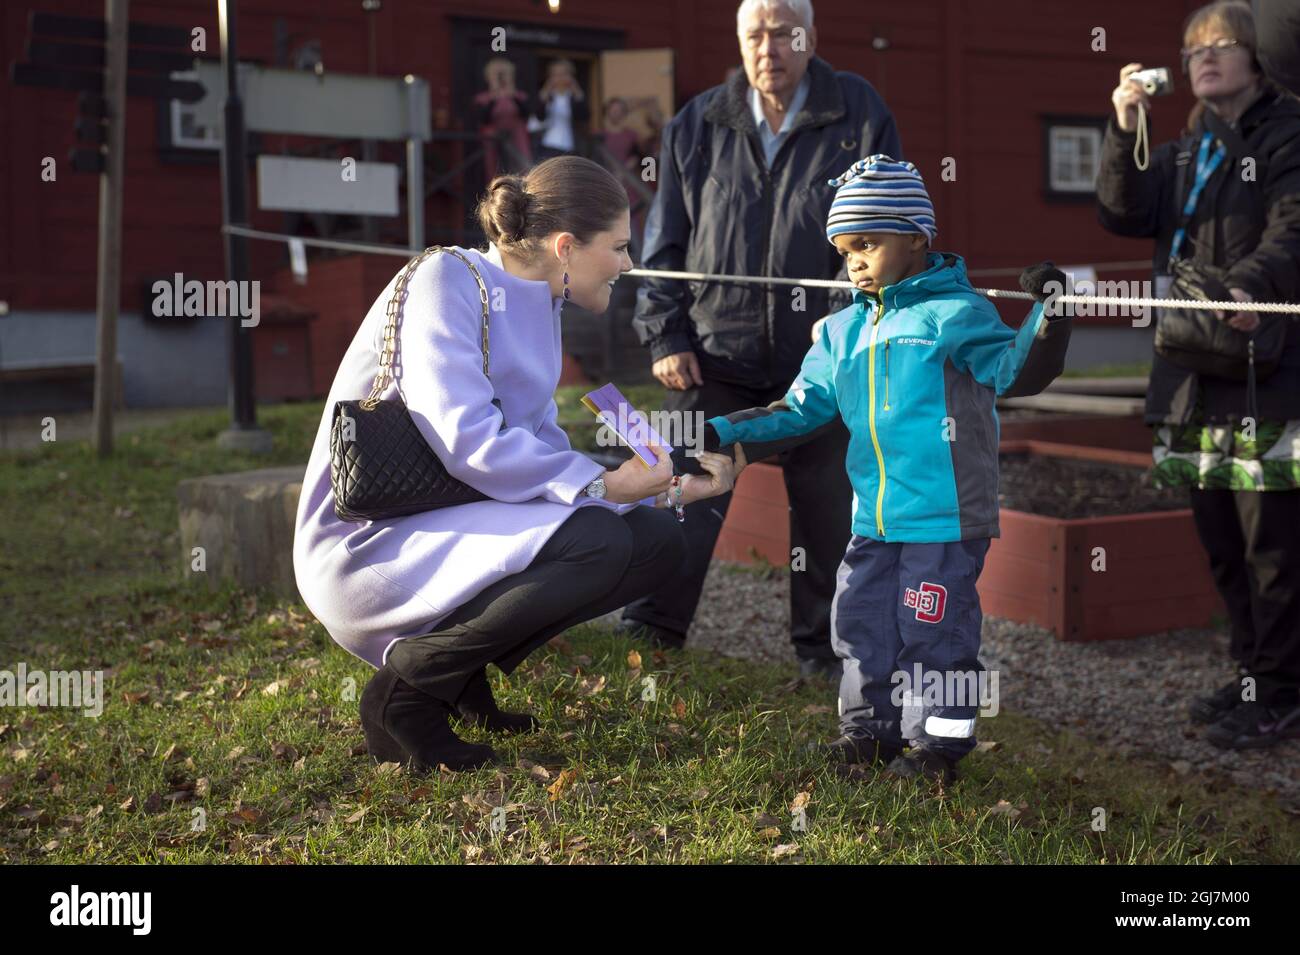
[705,252,1071,543]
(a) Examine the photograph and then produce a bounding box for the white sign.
[190,62,430,141]
[256,155,399,216]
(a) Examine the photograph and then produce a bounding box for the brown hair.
[1182,1,1265,131]
[476,156,628,261]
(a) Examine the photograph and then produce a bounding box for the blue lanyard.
[1168,132,1226,266]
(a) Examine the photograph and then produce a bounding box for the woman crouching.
[292,156,744,771]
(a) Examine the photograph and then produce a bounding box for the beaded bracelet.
[670,474,685,522]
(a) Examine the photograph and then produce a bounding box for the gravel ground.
[606,561,1300,804]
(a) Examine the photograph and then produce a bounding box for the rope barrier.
[222,224,1300,315]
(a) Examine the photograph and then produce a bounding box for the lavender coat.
[293,244,647,668]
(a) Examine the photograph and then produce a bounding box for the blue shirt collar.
[749,71,811,137]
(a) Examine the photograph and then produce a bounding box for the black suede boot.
[360,664,497,772]
[453,668,540,734]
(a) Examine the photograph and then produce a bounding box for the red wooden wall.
[2,0,1209,315]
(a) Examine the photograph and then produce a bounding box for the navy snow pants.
[830,534,991,760]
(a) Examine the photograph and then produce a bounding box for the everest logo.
[903,582,947,623]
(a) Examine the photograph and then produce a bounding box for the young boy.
[702,155,1073,782]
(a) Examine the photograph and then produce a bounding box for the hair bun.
[481,176,530,245]
[473,156,629,261]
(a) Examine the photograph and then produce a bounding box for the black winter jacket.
[1096,84,1300,424]
[632,56,902,390]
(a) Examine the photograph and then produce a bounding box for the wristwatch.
[582,477,607,500]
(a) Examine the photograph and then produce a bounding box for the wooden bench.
[0,358,125,410]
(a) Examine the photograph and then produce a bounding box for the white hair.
[736,0,814,33]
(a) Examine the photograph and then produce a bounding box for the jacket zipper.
[760,161,775,379]
[883,337,891,412]
[867,292,888,537]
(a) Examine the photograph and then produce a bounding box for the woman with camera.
[1097,0,1300,750]
[293,156,744,772]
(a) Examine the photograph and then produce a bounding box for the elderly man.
[620,0,903,680]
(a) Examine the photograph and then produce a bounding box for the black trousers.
[1189,488,1300,705]
[386,505,686,704]
[621,375,854,661]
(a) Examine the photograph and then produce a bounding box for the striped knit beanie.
[825,155,937,245]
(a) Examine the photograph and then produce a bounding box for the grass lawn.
[1059,361,1152,379]
[1,399,1296,864]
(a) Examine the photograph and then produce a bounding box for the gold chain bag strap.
[329,246,499,522]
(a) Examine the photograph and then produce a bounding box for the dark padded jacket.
[1095,84,1300,424]
[632,56,902,390]
[1255,0,1300,96]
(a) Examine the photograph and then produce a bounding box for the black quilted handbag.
[329,246,498,522]
[1155,257,1286,383]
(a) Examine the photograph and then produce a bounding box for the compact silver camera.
[1129,67,1174,96]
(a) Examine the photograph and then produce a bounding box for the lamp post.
[215,0,272,453]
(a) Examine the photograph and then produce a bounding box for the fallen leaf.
[547,768,578,802]
[577,675,606,697]
[989,800,1024,819]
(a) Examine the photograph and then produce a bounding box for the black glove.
[1019,261,1070,319]
[701,421,734,459]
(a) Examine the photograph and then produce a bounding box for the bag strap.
[1201,107,1253,164]
[360,246,491,411]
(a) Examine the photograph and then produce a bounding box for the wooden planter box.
[999,413,1151,453]
[713,441,1224,641]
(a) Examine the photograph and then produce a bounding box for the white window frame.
[1047,124,1102,194]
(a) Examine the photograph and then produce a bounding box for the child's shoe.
[1188,678,1247,724]
[824,733,903,766]
[1204,700,1300,749]
[884,745,958,784]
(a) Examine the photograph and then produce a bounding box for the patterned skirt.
[1153,411,1300,491]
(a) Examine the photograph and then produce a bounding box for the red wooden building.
[1,0,1209,407]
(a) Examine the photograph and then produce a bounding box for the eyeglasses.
[1180,37,1246,65]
